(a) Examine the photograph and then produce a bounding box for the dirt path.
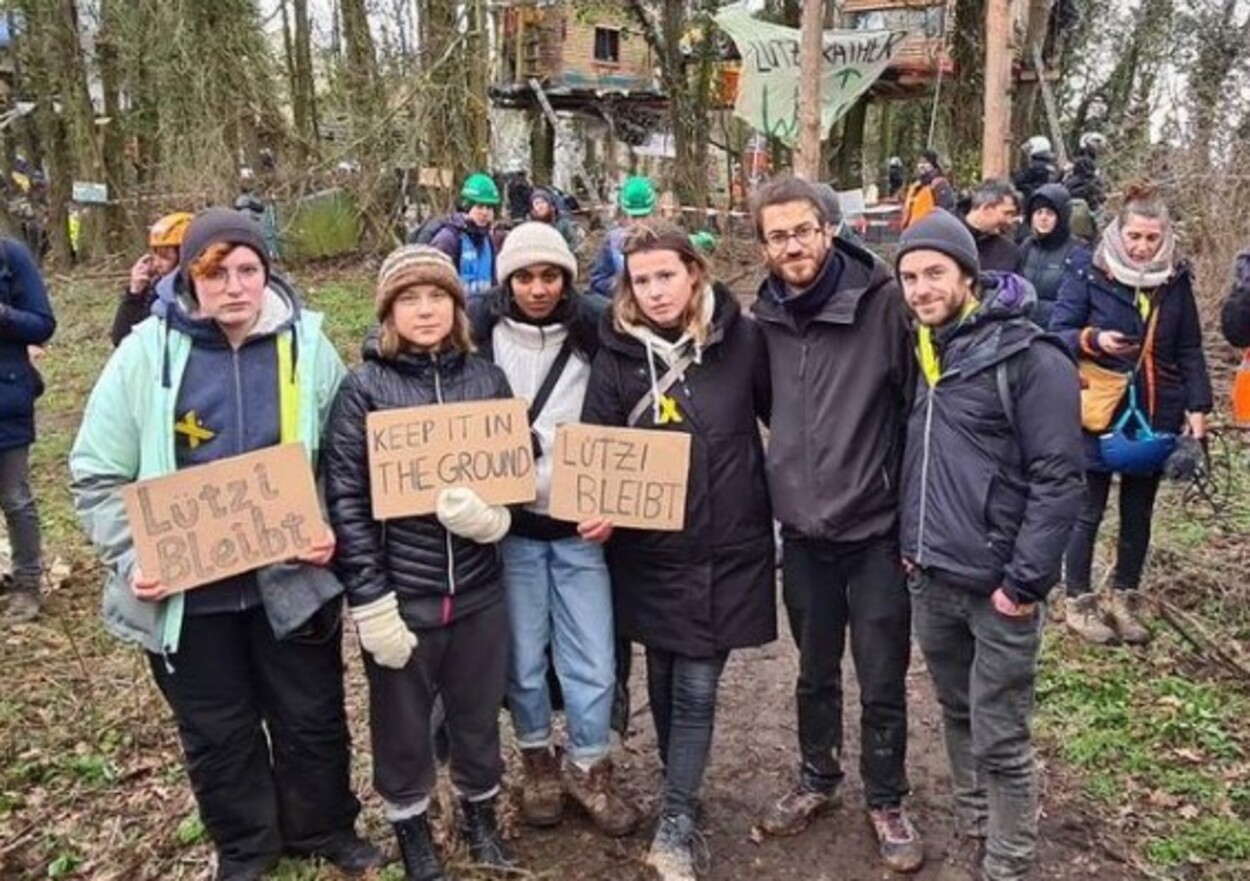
[502,603,1143,881]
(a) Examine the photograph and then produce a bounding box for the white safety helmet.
[1079,132,1107,154]
[1022,135,1052,157]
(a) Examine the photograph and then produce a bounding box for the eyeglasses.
[763,223,824,251]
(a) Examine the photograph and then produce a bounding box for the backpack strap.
[528,338,575,425]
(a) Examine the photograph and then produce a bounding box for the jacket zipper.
[232,349,248,611]
[433,355,456,623]
[799,340,812,522]
[916,382,937,565]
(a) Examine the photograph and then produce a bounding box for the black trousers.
[1064,469,1162,596]
[149,603,359,874]
[363,598,509,810]
[782,536,912,808]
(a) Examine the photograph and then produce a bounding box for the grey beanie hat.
[496,221,578,284]
[894,209,980,278]
[179,207,271,292]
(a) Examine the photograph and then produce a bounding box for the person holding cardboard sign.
[323,245,521,881]
[69,208,381,881]
[468,222,638,837]
[580,223,775,881]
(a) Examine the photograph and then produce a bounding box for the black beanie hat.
[894,209,980,278]
[179,207,271,293]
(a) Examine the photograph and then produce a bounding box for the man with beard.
[751,176,923,875]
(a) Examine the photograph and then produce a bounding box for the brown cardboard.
[366,398,537,519]
[548,424,691,531]
[121,443,326,593]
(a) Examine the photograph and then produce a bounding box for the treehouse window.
[594,27,621,64]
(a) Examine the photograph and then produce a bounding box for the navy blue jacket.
[1049,249,1213,470]
[901,289,1084,604]
[0,237,55,452]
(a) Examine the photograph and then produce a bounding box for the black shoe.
[309,830,386,875]
[461,797,519,870]
[394,815,448,881]
[215,853,278,881]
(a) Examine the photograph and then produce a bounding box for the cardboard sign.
[122,443,325,593]
[549,425,691,531]
[367,398,537,519]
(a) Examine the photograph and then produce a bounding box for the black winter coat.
[323,339,513,629]
[753,240,916,543]
[901,292,1085,604]
[1050,249,1213,470]
[1021,184,1089,328]
[969,223,1023,273]
[1221,250,1250,348]
[580,285,777,656]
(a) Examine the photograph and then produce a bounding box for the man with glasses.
[751,176,922,874]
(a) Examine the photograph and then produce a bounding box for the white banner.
[714,6,907,146]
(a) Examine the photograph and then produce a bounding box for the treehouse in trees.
[841,0,956,89]
[492,0,666,112]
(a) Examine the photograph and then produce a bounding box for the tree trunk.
[795,0,824,179]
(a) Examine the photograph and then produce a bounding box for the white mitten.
[436,487,512,544]
[350,593,417,669]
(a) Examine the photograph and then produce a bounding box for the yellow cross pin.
[657,394,683,425]
[174,411,216,449]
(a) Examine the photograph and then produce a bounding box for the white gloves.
[436,488,511,544]
[350,593,417,669]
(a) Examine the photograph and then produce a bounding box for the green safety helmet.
[619,176,656,217]
[460,172,501,207]
[689,231,717,254]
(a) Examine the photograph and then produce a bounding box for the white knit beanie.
[496,221,578,285]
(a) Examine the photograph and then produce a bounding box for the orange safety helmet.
[148,212,194,250]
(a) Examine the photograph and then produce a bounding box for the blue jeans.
[0,446,42,590]
[502,535,615,763]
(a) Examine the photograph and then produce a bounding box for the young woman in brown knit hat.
[322,245,522,881]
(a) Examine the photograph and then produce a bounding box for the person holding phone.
[1050,181,1213,645]
[113,212,193,346]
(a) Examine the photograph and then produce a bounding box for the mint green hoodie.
[69,293,346,656]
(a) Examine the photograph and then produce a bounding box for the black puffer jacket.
[323,338,513,629]
[1020,184,1089,327]
[581,285,776,657]
[901,288,1085,604]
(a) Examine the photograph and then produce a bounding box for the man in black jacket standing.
[895,210,1084,881]
[963,180,1023,273]
[751,177,923,874]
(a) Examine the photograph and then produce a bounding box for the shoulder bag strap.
[626,351,695,428]
[527,338,576,425]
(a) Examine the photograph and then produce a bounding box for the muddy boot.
[934,832,986,881]
[461,796,519,871]
[562,756,639,837]
[393,814,448,881]
[1064,594,1116,645]
[759,784,837,837]
[646,811,700,881]
[868,806,925,874]
[1106,590,1151,645]
[518,746,563,827]
[4,589,40,624]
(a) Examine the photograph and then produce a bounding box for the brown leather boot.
[562,756,639,837]
[518,746,563,827]
[1106,590,1151,645]
[1065,594,1116,645]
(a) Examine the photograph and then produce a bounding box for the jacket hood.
[600,282,738,360]
[756,236,894,326]
[934,273,1050,378]
[1026,183,1072,247]
[529,187,562,219]
[163,276,298,346]
[360,327,468,376]
[473,282,602,355]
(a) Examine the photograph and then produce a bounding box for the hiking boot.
[646,811,701,881]
[4,589,40,624]
[1106,590,1151,645]
[215,854,279,881]
[518,746,564,827]
[305,830,385,875]
[563,756,639,837]
[461,796,519,871]
[934,832,986,881]
[869,806,925,873]
[1064,594,1116,645]
[759,785,836,837]
[393,814,448,881]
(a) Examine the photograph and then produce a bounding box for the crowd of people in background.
[0,129,1243,881]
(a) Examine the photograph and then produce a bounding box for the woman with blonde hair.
[580,223,776,880]
[1051,181,1212,645]
[323,245,519,881]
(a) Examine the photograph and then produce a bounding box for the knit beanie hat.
[496,221,578,285]
[179,207,270,292]
[895,209,980,278]
[375,245,465,320]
